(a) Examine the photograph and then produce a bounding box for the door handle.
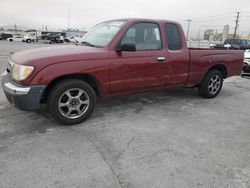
[157,56,166,62]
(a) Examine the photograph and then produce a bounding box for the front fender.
[30,60,110,97]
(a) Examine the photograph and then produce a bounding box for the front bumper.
[1,71,46,111]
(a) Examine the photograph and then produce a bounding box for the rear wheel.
[26,39,31,43]
[48,79,96,125]
[199,69,223,98]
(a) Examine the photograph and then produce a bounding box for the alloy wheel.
[58,88,90,119]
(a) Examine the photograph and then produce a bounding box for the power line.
[178,13,234,24]
[179,12,250,39]
[189,12,234,21]
[242,11,250,14]
[192,16,235,23]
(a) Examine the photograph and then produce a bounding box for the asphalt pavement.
[0,40,250,188]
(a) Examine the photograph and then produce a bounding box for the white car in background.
[66,36,83,43]
[6,36,23,42]
[75,36,83,43]
[66,36,77,43]
[242,49,250,76]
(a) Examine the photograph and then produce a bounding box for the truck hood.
[10,45,109,67]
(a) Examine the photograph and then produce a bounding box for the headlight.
[11,63,34,81]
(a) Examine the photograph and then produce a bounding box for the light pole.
[198,26,201,48]
[67,3,71,35]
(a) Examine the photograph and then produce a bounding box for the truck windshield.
[81,20,126,47]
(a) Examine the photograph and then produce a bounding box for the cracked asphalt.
[0,40,250,188]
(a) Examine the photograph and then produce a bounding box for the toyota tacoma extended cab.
[2,18,244,125]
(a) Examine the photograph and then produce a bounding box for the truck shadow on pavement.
[0,87,201,139]
[6,84,239,139]
[0,85,238,143]
[38,87,202,125]
[39,87,200,115]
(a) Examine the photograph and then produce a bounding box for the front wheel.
[199,69,223,98]
[48,79,96,125]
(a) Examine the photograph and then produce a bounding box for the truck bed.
[187,48,244,85]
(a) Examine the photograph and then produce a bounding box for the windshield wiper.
[81,41,96,47]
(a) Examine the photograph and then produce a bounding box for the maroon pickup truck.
[2,18,244,125]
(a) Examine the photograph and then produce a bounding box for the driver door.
[109,22,169,95]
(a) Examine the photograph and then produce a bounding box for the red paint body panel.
[188,48,244,85]
[9,18,244,98]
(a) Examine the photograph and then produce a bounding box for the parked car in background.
[242,49,250,76]
[65,36,77,43]
[45,33,64,43]
[211,39,250,50]
[65,36,83,43]
[6,36,23,42]
[2,18,244,125]
[0,33,13,40]
[75,36,83,43]
[44,33,58,40]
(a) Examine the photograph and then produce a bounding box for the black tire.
[199,69,223,98]
[26,39,31,43]
[9,39,13,42]
[48,79,96,125]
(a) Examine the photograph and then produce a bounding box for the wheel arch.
[41,73,103,103]
[207,64,227,78]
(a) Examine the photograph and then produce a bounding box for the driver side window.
[121,23,162,51]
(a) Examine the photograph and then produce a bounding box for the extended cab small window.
[121,23,162,51]
[165,23,182,50]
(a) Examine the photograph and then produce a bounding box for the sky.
[0,0,250,37]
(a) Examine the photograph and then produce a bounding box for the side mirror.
[117,43,136,52]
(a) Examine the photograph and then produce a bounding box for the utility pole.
[233,12,240,38]
[186,19,192,41]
